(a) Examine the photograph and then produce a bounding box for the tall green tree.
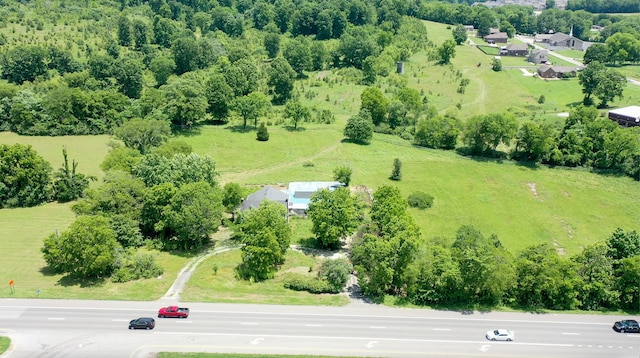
[283,101,311,130]
[117,15,133,47]
[232,92,270,130]
[437,39,456,65]
[114,118,171,154]
[360,87,388,126]
[237,200,291,280]
[0,45,48,84]
[161,181,224,250]
[462,113,518,155]
[452,24,467,45]
[572,244,617,310]
[41,215,120,278]
[149,56,176,87]
[205,73,233,122]
[267,57,296,105]
[452,225,516,305]
[308,187,361,250]
[332,165,353,186]
[0,143,52,208]
[511,122,554,162]
[53,146,95,203]
[344,110,374,144]
[515,243,581,310]
[264,32,281,59]
[283,37,312,78]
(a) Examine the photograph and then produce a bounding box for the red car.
[158,305,189,318]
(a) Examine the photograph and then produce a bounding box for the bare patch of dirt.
[316,70,329,80]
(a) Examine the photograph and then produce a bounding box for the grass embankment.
[0,336,10,355]
[1,21,640,302]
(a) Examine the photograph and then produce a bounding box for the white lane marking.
[175,321,192,323]
[240,322,258,325]
[433,328,451,331]
[48,318,64,320]
[365,341,378,348]
[369,326,386,329]
[155,331,574,348]
[112,319,129,322]
[479,344,491,352]
[562,332,580,335]
[305,324,323,327]
[250,338,264,345]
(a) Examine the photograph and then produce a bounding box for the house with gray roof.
[241,186,289,212]
[501,43,529,56]
[287,181,344,215]
[484,32,509,44]
[528,49,549,64]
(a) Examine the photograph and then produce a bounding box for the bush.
[256,122,269,141]
[283,274,336,293]
[407,191,434,209]
[111,251,163,283]
[318,258,351,292]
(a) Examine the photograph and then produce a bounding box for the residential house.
[501,43,529,56]
[464,25,475,32]
[241,186,289,212]
[528,49,549,64]
[608,106,640,127]
[484,32,509,44]
[537,65,578,78]
[287,181,344,215]
[539,32,593,51]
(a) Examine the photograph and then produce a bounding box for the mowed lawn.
[1,20,640,301]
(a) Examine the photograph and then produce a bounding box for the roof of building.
[609,106,640,120]
[485,32,508,39]
[506,44,528,51]
[548,32,571,42]
[241,186,288,211]
[287,181,345,210]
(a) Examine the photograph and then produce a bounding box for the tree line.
[342,78,638,181]
[295,183,640,312]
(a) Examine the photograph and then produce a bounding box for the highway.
[1,299,639,358]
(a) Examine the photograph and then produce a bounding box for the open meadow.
[1,20,639,302]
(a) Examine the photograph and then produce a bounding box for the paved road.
[1,299,640,358]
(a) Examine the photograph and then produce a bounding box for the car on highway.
[158,305,189,318]
[485,329,514,341]
[613,320,640,333]
[128,317,155,330]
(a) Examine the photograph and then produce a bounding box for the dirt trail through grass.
[220,142,341,184]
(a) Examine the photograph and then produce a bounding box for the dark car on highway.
[613,320,640,333]
[129,317,155,330]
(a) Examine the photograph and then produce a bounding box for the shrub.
[256,122,269,141]
[407,191,434,209]
[318,258,351,292]
[283,274,335,293]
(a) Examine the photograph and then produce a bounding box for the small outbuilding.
[608,106,640,127]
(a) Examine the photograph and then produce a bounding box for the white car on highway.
[486,329,515,341]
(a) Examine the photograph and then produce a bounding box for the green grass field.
[0,20,639,303]
[0,337,9,355]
